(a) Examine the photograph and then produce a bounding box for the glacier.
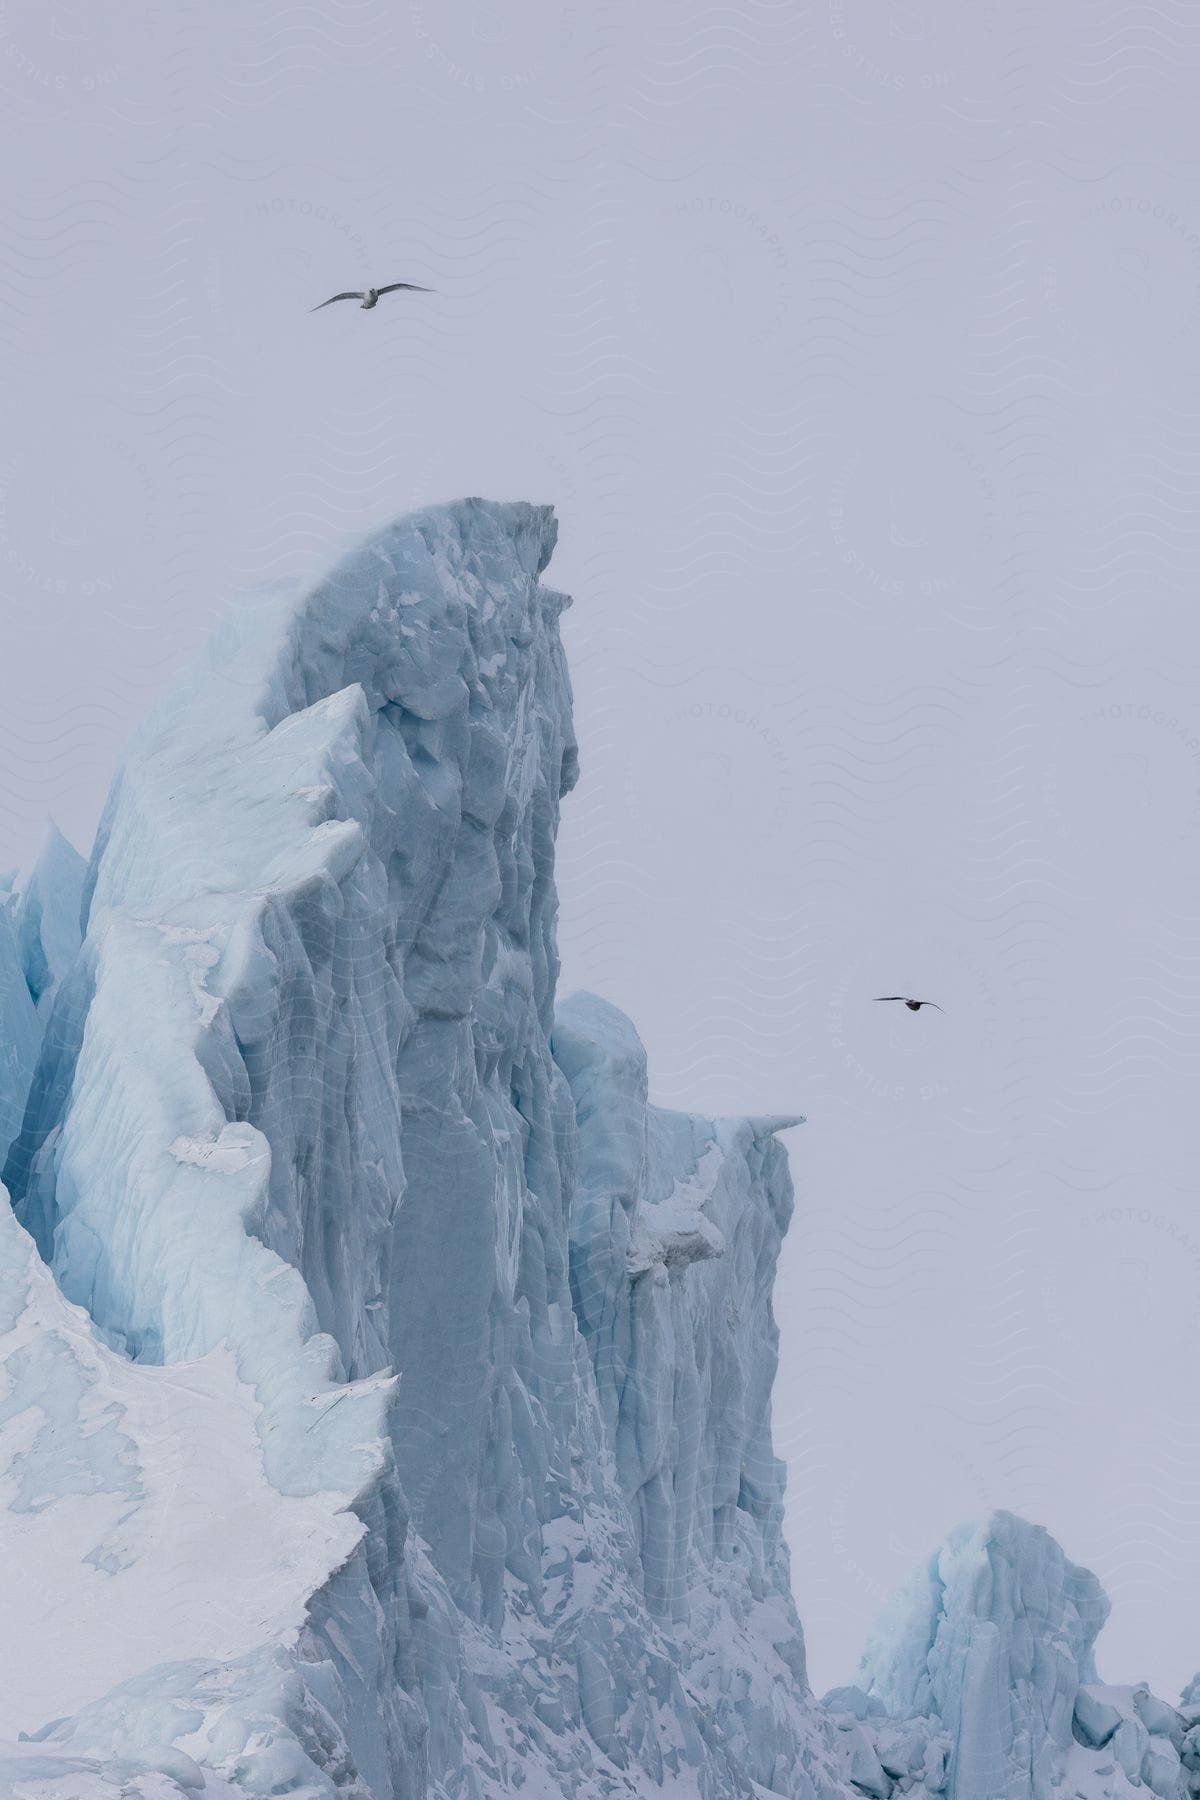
[832,1512,1200,1800]
[0,498,1194,1800]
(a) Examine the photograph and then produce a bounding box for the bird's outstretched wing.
[874,996,905,1002]
[376,282,433,296]
[922,1001,945,1012]
[310,291,363,311]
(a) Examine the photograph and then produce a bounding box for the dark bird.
[310,283,433,312]
[874,996,944,1013]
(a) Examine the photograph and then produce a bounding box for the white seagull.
[874,995,944,1013]
[310,282,433,312]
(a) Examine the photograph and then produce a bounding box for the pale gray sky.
[3,0,1199,1700]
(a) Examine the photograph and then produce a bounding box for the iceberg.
[837,1512,1191,1800]
[0,498,1191,1799]
[0,500,843,1798]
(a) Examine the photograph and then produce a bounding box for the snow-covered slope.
[0,500,1193,1800]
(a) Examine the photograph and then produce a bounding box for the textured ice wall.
[554,992,820,1790]
[0,884,39,1160]
[0,500,849,1798]
[17,822,86,1020]
[2,500,1191,1800]
[6,499,584,1794]
[859,1511,1108,1786]
[853,1512,1194,1800]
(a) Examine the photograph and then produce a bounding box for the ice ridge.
[0,500,839,1798]
[0,501,1192,1800]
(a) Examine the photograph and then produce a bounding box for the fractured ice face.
[0,890,39,1162]
[0,499,1191,1800]
[847,1511,1193,1800]
[17,823,87,1019]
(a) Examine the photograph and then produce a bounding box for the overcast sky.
[3,0,1200,1699]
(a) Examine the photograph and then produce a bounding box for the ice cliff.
[828,1512,1200,1800]
[0,500,842,1799]
[0,500,1193,1800]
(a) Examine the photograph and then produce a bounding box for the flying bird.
[874,996,944,1013]
[310,283,432,312]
